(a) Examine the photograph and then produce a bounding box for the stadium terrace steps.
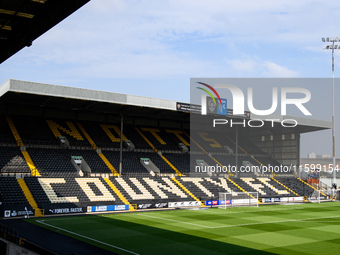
[21,151,40,176]
[77,122,98,150]
[184,131,207,154]
[6,117,41,176]
[25,177,125,207]
[135,127,158,152]
[238,177,296,197]
[271,177,299,196]
[165,129,190,146]
[104,178,135,211]
[139,127,189,151]
[6,117,24,147]
[176,177,242,200]
[100,124,127,144]
[160,155,182,176]
[0,117,16,142]
[110,177,192,204]
[98,153,119,176]
[140,127,166,145]
[0,146,31,174]
[224,134,278,176]
[226,178,248,192]
[0,177,32,206]
[172,178,200,202]
[17,178,44,217]
[0,115,324,218]
[52,121,119,176]
[184,131,236,175]
[297,177,326,196]
[46,120,84,142]
[162,153,189,173]
[0,175,325,217]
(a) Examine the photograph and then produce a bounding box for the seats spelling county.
[0,114,317,217]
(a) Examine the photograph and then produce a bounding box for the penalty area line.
[36,220,140,255]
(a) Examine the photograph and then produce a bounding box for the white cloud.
[7,0,340,80]
[263,61,298,77]
[227,58,298,77]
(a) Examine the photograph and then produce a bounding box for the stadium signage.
[168,201,201,208]
[4,209,33,218]
[87,204,129,212]
[48,207,83,214]
[206,200,230,206]
[137,203,168,209]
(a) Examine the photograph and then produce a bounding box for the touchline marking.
[136,213,210,228]
[36,220,140,255]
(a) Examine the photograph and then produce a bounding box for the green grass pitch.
[29,202,340,254]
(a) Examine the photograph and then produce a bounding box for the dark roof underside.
[0,91,189,123]
[0,0,90,64]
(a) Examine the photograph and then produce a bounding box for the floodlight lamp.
[322,37,325,42]
[327,37,330,42]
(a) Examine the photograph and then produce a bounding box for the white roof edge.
[2,79,177,111]
[0,79,10,98]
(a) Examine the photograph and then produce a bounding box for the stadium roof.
[0,0,90,64]
[0,79,184,121]
[0,79,332,133]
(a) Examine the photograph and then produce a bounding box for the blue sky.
[1,0,340,157]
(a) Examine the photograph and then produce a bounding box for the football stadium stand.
[0,79,333,219]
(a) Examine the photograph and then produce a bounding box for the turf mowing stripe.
[194,207,305,214]
[36,220,140,255]
[210,215,340,229]
[305,221,340,222]
[136,213,211,228]
[137,213,340,230]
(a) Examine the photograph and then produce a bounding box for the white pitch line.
[36,220,140,255]
[136,213,211,228]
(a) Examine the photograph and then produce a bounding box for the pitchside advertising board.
[87,204,129,213]
[168,201,201,208]
[137,202,168,209]
[206,200,230,206]
[3,204,34,218]
[47,207,84,215]
[261,197,304,204]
